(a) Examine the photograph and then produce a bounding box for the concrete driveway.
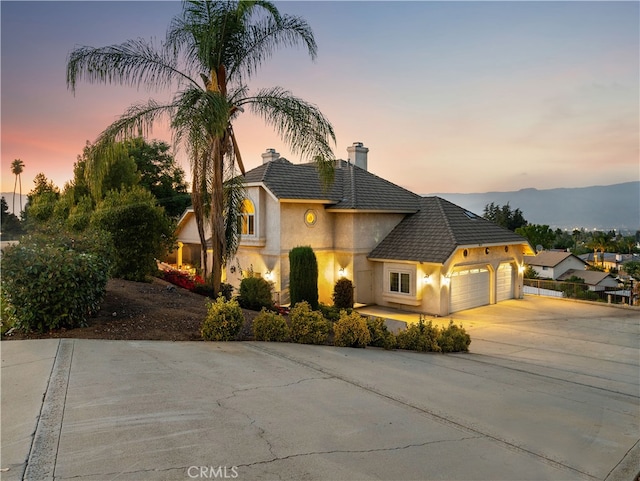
[1,296,638,481]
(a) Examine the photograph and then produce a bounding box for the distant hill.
[0,193,27,216]
[427,181,639,232]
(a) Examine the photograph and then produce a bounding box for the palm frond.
[230,14,317,84]
[67,38,198,93]
[85,99,175,199]
[222,172,246,263]
[241,86,335,161]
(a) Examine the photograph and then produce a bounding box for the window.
[389,271,410,294]
[238,199,255,236]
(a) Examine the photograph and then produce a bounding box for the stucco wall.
[371,243,528,316]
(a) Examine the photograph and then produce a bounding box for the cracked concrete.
[1,297,638,480]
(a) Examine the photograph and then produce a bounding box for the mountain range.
[427,181,639,232]
[3,181,639,232]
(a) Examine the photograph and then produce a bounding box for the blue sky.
[2,1,638,196]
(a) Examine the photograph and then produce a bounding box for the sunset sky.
[2,1,638,198]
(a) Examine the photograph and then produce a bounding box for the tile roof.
[243,159,420,212]
[524,251,585,268]
[557,269,617,286]
[368,196,530,264]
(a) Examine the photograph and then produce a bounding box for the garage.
[496,263,514,302]
[450,266,490,312]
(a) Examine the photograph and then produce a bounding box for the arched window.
[239,199,255,236]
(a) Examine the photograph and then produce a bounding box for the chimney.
[347,142,368,170]
[261,148,280,164]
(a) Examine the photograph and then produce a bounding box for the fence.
[523,279,632,305]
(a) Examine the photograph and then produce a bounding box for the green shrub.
[1,234,110,332]
[91,186,174,281]
[66,195,94,232]
[437,321,471,353]
[366,317,397,350]
[332,278,354,309]
[396,317,441,352]
[289,246,319,310]
[201,296,245,341]
[319,303,346,323]
[253,309,290,342]
[192,281,234,301]
[1,286,18,336]
[238,275,274,311]
[289,301,330,344]
[333,311,371,348]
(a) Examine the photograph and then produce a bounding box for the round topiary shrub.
[238,275,274,311]
[289,301,330,345]
[252,309,290,342]
[201,296,245,341]
[332,278,354,309]
[333,311,371,348]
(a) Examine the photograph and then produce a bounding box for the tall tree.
[1,196,22,239]
[483,202,527,231]
[67,0,336,294]
[120,138,190,218]
[10,159,25,215]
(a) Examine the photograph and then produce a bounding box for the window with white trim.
[389,271,411,294]
[238,199,255,236]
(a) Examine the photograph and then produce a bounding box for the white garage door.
[450,267,490,313]
[496,263,514,302]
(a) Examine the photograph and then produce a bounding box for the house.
[557,269,619,291]
[173,143,534,315]
[578,252,637,273]
[524,251,588,280]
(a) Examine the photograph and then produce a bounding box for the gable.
[524,251,586,268]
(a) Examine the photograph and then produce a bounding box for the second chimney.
[261,148,280,164]
[347,142,368,170]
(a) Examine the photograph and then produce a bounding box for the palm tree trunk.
[191,154,209,280]
[19,174,22,213]
[12,175,17,214]
[210,141,226,296]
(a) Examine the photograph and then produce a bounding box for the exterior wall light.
[423,274,432,284]
[264,270,273,281]
[338,267,346,278]
[441,275,451,287]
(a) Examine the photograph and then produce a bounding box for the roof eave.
[326,208,419,214]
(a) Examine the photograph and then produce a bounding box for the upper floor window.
[239,199,255,236]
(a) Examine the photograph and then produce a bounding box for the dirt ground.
[4,278,260,341]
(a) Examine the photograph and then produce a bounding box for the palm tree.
[589,231,612,268]
[11,158,25,215]
[67,0,336,294]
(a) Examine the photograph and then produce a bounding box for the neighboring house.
[578,252,637,272]
[172,209,210,272]
[524,251,588,280]
[557,269,619,291]
[174,143,534,315]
